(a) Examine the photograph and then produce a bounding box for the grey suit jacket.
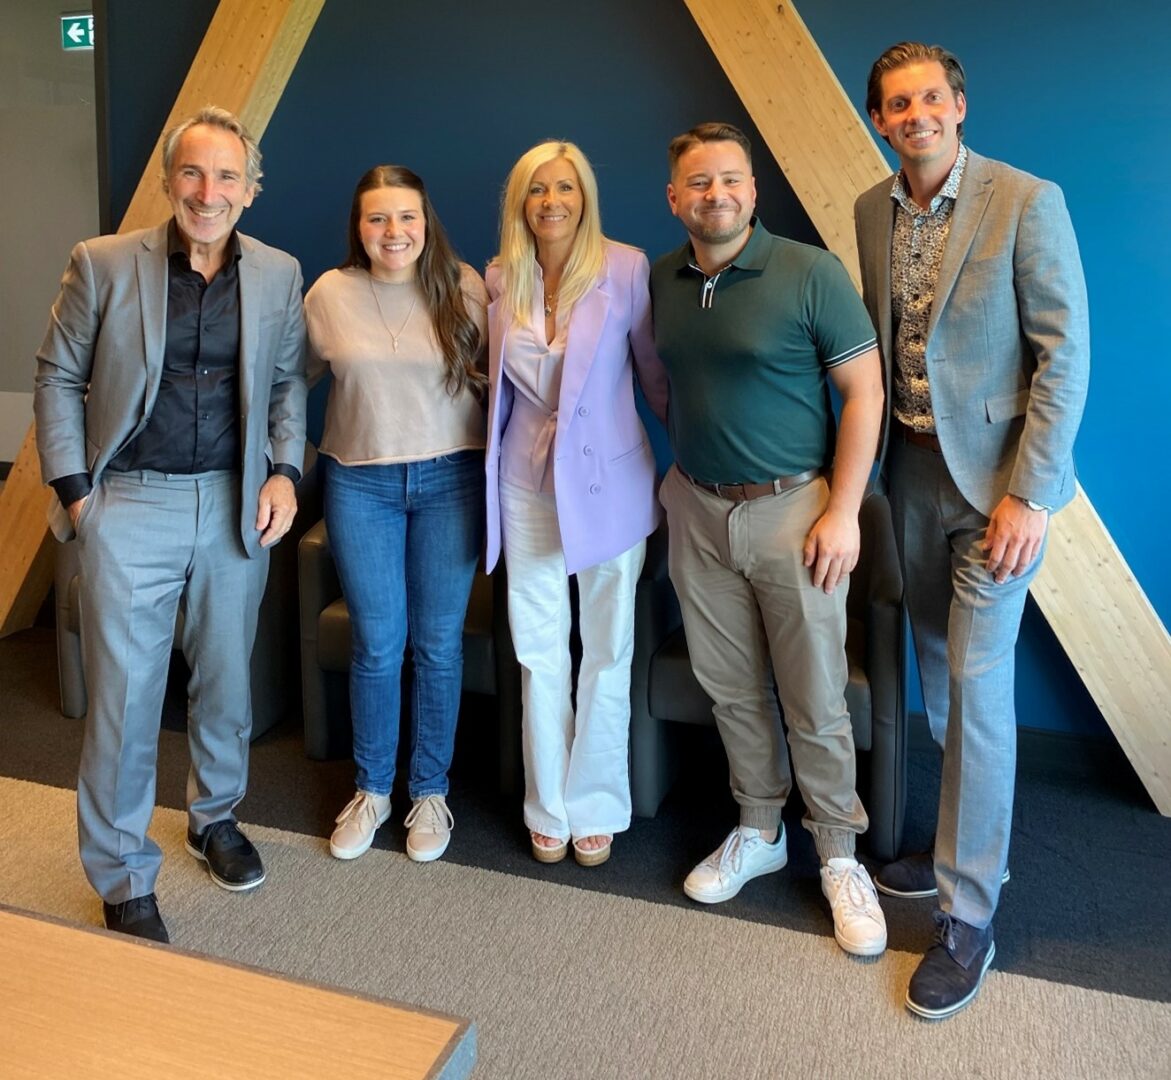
[854,149,1090,515]
[34,221,307,557]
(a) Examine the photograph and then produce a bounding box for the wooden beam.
[120,0,327,235]
[684,0,1171,814]
[0,0,325,638]
[0,427,55,636]
[1031,488,1171,812]
[683,0,889,290]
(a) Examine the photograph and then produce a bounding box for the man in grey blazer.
[855,43,1089,1018]
[34,106,307,943]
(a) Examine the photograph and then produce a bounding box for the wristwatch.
[1012,493,1050,513]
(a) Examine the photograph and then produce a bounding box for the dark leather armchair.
[54,450,322,740]
[297,521,522,779]
[628,492,907,861]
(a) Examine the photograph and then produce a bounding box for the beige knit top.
[305,264,488,465]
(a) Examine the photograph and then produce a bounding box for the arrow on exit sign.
[60,14,94,51]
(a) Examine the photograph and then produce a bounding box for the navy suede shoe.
[103,893,170,943]
[875,851,937,897]
[876,851,1011,899]
[186,820,266,892]
[906,911,995,1019]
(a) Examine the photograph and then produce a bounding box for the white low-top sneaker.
[404,794,454,863]
[820,857,888,957]
[683,824,788,904]
[330,791,390,860]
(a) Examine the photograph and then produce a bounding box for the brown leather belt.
[896,421,943,453]
[680,466,821,503]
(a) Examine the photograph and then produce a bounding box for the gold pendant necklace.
[368,274,417,353]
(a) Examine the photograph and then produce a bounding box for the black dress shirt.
[107,223,243,475]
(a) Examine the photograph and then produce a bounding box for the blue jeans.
[323,451,485,798]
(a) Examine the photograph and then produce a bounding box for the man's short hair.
[161,105,264,192]
[667,122,753,174]
[865,42,966,139]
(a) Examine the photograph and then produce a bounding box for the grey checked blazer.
[854,149,1090,516]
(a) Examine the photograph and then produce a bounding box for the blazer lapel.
[928,152,994,340]
[487,294,510,387]
[135,224,170,409]
[870,195,895,360]
[486,293,515,449]
[237,237,261,417]
[558,279,610,421]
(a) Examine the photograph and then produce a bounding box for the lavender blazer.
[484,240,668,576]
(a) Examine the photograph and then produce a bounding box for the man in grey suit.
[855,43,1089,1017]
[34,106,307,943]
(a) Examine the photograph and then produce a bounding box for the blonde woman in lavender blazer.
[485,140,668,867]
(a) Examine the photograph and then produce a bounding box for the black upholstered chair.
[297,521,522,783]
[54,449,322,741]
[628,492,907,861]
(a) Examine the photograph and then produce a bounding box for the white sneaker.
[820,858,888,956]
[404,794,454,863]
[683,825,788,904]
[330,791,390,860]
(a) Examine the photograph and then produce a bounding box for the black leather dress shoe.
[876,851,1011,899]
[185,820,266,892]
[906,911,995,1019]
[103,893,170,943]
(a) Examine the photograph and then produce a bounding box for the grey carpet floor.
[4,624,1171,1077]
[2,777,1168,1080]
[4,626,1170,1004]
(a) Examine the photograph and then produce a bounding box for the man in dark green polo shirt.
[651,122,887,957]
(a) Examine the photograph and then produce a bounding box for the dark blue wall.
[102,1,1168,738]
[101,0,219,233]
[105,1,817,273]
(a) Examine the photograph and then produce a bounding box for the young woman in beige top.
[305,166,487,865]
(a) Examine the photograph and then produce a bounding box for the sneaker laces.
[335,792,382,828]
[404,794,453,835]
[829,862,883,921]
[708,827,759,877]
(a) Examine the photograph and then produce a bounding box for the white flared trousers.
[500,480,645,841]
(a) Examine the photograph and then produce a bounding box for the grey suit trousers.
[889,438,1039,927]
[75,469,269,903]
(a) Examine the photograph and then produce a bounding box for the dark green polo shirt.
[651,220,876,484]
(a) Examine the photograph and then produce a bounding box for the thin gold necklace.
[368,273,417,353]
[541,265,563,317]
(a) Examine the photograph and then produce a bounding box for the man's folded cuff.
[270,462,301,484]
[51,473,92,507]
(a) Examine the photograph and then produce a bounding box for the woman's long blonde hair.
[493,140,605,326]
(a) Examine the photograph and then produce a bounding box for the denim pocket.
[436,448,486,467]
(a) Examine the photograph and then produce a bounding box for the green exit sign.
[60,14,94,51]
